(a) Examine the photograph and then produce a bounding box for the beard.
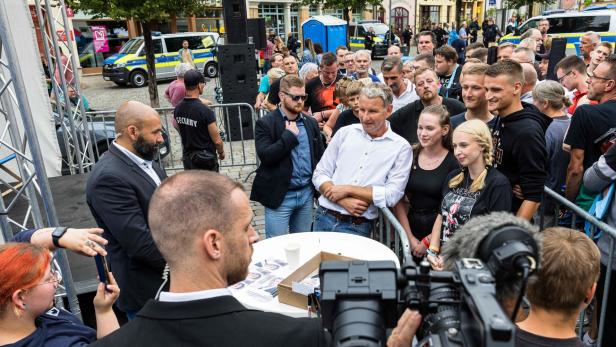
[133,134,159,161]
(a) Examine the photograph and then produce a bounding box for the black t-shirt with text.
[564,100,616,170]
[173,98,217,154]
[450,112,498,131]
[439,167,512,244]
[390,98,466,146]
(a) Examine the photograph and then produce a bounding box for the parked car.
[102,32,220,87]
[348,21,400,56]
[500,9,616,56]
[54,112,171,175]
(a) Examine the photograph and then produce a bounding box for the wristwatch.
[52,227,68,248]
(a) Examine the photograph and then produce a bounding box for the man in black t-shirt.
[450,63,497,130]
[174,70,224,172]
[389,67,465,146]
[516,227,598,347]
[564,55,616,206]
[435,45,462,101]
[304,52,340,127]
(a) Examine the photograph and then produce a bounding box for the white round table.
[231,232,399,317]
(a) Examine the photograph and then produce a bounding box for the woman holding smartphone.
[427,120,512,270]
[0,228,120,346]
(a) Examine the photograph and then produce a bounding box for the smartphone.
[94,254,110,285]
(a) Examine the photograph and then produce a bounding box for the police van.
[102,32,220,87]
[348,21,400,56]
[499,9,616,55]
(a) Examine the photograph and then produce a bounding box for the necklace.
[320,76,336,88]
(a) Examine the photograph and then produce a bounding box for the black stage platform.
[9,173,99,294]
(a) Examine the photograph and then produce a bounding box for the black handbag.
[186,149,218,170]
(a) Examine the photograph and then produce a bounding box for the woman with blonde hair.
[300,38,317,66]
[427,119,512,270]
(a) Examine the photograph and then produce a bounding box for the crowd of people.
[2,18,616,347]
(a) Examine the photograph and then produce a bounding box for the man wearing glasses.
[251,75,324,238]
[565,55,616,208]
[555,55,593,115]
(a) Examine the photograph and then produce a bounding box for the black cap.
[184,69,205,87]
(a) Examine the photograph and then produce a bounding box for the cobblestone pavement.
[79,59,384,236]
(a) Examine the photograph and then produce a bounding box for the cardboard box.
[278,251,353,309]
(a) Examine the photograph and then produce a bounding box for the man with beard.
[86,100,167,319]
[537,18,552,53]
[485,60,551,220]
[174,70,224,172]
[565,55,616,209]
[92,171,423,346]
[435,45,462,100]
[389,67,465,145]
[251,75,324,237]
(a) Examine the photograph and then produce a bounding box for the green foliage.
[503,0,556,9]
[66,0,207,21]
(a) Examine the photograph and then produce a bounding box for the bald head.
[115,101,159,134]
[521,63,537,93]
[149,171,244,267]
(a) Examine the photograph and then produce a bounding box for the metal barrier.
[374,187,615,345]
[540,186,615,346]
[85,102,259,177]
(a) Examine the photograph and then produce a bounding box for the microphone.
[440,212,541,304]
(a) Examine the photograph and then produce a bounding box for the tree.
[66,0,207,108]
[302,0,382,42]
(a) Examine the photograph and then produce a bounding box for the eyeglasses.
[587,71,614,82]
[34,270,62,287]
[558,70,573,83]
[283,92,307,102]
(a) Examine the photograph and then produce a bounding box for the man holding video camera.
[91,171,422,347]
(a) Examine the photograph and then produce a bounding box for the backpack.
[448,30,459,46]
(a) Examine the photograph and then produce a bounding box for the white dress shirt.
[113,141,162,186]
[159,288,232,302]
[312,123,412,220]
[392,80,419,112]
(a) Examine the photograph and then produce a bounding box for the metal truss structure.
[0,0,82,319]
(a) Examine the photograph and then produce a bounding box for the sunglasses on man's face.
[283,92,307,102]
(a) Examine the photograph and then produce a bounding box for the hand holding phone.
[94,254,110,285]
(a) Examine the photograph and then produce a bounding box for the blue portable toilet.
[301,15,347,53]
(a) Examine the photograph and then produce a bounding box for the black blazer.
[250,109,324,209]
[86,144,167,312]
[90,296,329,347]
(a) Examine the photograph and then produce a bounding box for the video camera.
[319,225,539,347]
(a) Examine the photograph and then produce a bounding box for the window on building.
[309,5,318,17]
[290,4,299,37]
[259,3,285,36]
[392,7,408,31]
[324,8,344,19]
[352,7,363,23]
[421,6,440,25]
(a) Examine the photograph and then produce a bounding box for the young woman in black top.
[393,105,459,259]
[427,119,512,270]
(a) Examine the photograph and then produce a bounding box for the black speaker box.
[222,0,247,44]
[247,18,266,50]
[546,38,567,81]
[218,43,258,140]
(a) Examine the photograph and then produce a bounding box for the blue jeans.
[312,207,374,237]
[265,186,314,238]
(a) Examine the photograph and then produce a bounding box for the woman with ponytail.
[427,119,512,270]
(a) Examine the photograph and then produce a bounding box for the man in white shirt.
[312,83,413,236]
[380,56,419,111]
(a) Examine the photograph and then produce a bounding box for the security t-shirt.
[174,98,217,155]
